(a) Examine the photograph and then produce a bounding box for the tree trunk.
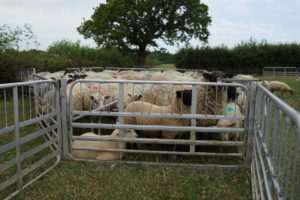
[137,47,146,67]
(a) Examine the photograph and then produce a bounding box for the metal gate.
[0,80,61,200]
[252,84,300,200]
[65,79,253,168]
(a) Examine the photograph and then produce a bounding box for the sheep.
[267,81,293,97]
[124,90,192,139]
[195,71,232,127]
[296,77,300,82]
[259,80,269,87]
[216,102,243,141]
[236,88,246,106]
[72,129,138,160]
[235,74,257,80]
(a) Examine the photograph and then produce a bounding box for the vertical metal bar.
[29,85,32,119]
[55,81,62,155]
[22,86,25,121]
[60,79,70,159]
[118,82,124,134]
[4,89,8,127]
[244,82,256,166]
[13,86,23,190]
[190,85,197,153]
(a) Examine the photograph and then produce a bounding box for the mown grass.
[15,162,252,200]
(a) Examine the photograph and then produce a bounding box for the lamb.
[216,102,243,141]
[267,81,293,97]
[124,90,192,139]
[72,129,137,160]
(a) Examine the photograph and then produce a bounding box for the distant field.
[159,63,175,69]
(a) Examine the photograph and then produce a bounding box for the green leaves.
[77,0,211,65]
[0,24,39,52]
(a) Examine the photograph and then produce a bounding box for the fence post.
[13,86,23,190]
[60,79,70,159]
[244,82,257,166]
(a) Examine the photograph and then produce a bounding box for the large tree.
[77,0,211,66]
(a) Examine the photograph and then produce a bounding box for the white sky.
[1,0,300,53]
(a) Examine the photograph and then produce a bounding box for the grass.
[1,76,299,200]
[15,162,252,200]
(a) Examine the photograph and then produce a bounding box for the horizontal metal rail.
[72,135,244,146]
[72,122,244,133]
[71,111,245,120]
[72,147,243,157]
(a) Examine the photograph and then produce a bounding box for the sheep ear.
[68,74,73,78]
[203,73,211,80]
[90,96,95,100]
[176,91,182,98]
[137,94,142,100]
[128,94,132,97]
[50,77,56,80]
[228,122,236,127]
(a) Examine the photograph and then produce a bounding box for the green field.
[1,76,299,200]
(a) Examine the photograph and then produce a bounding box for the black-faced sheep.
[72,129,137,160]
[124,90,192,139]
[196,71,233,127]
[267,81,293,97]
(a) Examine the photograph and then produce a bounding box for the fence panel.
[0,80,61,200]
[263,67,300,77]
[64,79,253,168]
[252,84,300,200]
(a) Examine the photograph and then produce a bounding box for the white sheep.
[124,90,192,139]
[235,74,257,80]
[267,81,293,97]
[72,129,137,160]
[216,102,243,141]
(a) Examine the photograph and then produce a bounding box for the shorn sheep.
[267,81,293,97]
[72,129,137,160]
[124,90,192,139]
[216,102,243,141]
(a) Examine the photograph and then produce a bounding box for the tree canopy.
[77,0,211,66]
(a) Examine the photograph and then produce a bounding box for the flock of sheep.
[36,68,295,161]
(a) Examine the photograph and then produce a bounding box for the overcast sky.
[1,0,300,53]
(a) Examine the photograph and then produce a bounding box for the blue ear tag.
[144,73,152,78]
[226,106,235,113]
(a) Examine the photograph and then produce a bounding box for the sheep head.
[111,129,138,138]
[90,95,111,110]
[203,71,233,82]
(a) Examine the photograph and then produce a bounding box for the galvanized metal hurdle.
[65,79,251,168]
[1,73,300,199]
[251,84,300,200]
[0,80,61,200]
